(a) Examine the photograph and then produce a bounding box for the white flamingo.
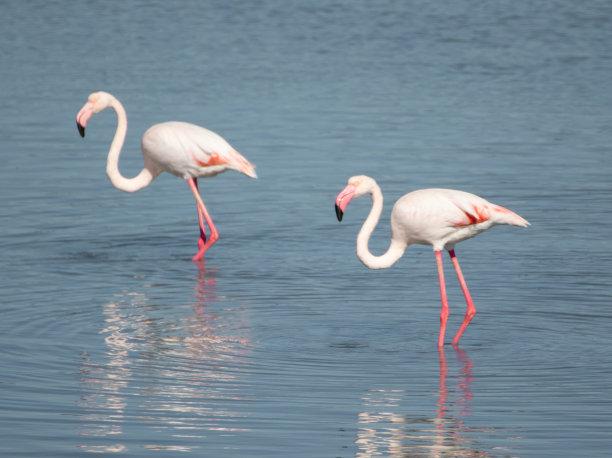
[335,175,529,347]
[76,91,256,262]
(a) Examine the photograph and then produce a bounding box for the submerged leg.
[448,249,476,346]
[436,250,449,348]
[186,178,219,262]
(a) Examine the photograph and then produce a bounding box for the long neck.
[106,98,155,193]
[356,185,407,270]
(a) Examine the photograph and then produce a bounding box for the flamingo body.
[390,188,528,251]
[76,91,256,262]
[335,175,529,347]
[141,121,256,180]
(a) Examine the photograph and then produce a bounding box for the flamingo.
[76,91,257,262]
[334,175,529,347]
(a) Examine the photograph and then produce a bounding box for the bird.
[334,175,529,347]
[76,91,257,262]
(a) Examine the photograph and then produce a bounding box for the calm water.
[2,0,612,456]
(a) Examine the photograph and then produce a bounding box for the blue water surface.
[1,0,612,456]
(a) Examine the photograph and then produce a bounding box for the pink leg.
[436,250,449,348]
[192,179,207,251]
[197,211,207,251]
[186,178,219,262]
[448,249,476,346]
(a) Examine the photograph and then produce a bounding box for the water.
[1,0,612,456]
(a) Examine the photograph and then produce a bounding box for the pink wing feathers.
[448,191,529,228]
[180,122,256,178]
[190,144,257,178]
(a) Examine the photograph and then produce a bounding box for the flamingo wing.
[143,121,256,179]
[444,190,529,228]
[447,193,493,227]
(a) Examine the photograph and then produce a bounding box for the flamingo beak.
[335,203,344,221]
[335,184,356,222]
[76,101,95,138]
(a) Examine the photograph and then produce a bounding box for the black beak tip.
[335,204,343,222]
[77,122,85,138]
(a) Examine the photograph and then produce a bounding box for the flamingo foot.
[192,250,205,262]
[192,232,207,262]
[191,232,219,263]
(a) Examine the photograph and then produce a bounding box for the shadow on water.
[75,264,252,454]
[355,347,506,457]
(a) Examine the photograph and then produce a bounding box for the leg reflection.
[77,266,252,453]
[357,348,488,457]
[435,346,475,452]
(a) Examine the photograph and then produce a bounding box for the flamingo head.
[76,91,114,137]
[335,175,376,221]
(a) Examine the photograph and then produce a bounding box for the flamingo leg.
[448,249,476,346]
[193,178,206,251]
[436,250,449,348]
[192,179,207,250]
[186,178,219,262]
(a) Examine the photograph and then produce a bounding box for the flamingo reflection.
[77,266,251,453]
[356,347,499,457]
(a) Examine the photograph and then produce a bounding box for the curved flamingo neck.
[105,96,155,193]
[356,184,407,270]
